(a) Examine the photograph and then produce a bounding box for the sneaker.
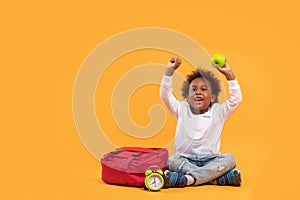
[164,170,187,188]
[217,169,242,186]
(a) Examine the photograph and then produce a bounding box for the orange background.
[1,0,300,199]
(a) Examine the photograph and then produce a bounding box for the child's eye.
[192,88,197,92]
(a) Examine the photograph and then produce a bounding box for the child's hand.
[216,60,236,81]
[165,57,182,76]
[168,57,182,70]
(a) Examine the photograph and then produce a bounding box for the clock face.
[146,174,164,190]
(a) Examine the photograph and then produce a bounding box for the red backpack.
[101,147,169,187]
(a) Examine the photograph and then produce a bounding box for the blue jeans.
[166,153,236,185]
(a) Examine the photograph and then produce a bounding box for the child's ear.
[211,94,216,103]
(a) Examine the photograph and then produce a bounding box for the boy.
[160,57,242,187]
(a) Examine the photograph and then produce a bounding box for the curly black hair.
[181,69,221,102]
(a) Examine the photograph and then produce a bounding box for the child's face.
[187,77,214,114]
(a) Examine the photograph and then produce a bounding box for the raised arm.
[215,60,243,120]
[160,58,182,119]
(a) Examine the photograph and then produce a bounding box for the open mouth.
[194,97,204,104]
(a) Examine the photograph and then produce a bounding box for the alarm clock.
[144,166,164,191]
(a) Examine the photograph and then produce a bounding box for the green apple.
[211,53,226,68]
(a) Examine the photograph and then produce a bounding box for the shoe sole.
[232,170,242,186]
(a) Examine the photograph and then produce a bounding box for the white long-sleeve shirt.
[160,75,242,156]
